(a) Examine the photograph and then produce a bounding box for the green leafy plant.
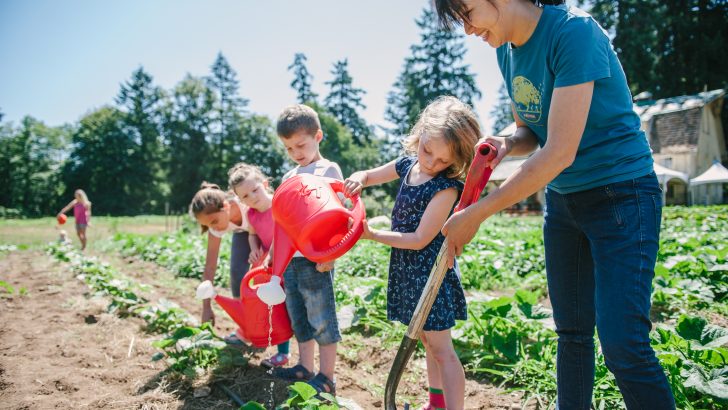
[278,382,340,410]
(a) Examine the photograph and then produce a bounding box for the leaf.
[289,381,317,401]
[683,365,728,400]
[676,315,706,342]
[700,324,728,347]
[493,330,519,362]
[485,296,513,317]
[240,401,266,410]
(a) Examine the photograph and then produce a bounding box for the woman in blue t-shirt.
[435,0,675,408]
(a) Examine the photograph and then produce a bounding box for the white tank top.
[208,197,249,238]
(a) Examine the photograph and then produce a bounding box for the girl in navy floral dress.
[344,96,480,410]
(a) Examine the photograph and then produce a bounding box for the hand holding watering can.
[269,174,366,277]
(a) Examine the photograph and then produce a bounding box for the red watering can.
[270,174,365,277]
[211,265,293,347]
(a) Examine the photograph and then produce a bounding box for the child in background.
[343,96,479,410]
[271,104,343,396]
[189,180,290,367]
[57,189,92,250]
[228,162,291,368]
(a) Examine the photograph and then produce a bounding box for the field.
[0,206,726,409]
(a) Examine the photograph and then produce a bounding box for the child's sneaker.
[261,353,290,369]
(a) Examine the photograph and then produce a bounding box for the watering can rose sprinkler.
[384,142,498,410]
[196,174,366,348]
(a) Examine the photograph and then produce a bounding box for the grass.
[0,215,181,248]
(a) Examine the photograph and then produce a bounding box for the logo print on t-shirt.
[512,76,542,124]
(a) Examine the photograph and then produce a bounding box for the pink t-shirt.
[247,208,273,250]
[74,202,89,224]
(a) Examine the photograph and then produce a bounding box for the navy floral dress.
[387,156,468,331]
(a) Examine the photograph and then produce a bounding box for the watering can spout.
[272,223,297,277]
[214,295,246,330]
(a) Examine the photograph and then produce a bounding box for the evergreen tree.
[490,83,514,135]
[654,0,727,97]
[237,114,287,185]
[324,59,372,145]
[62,107,137,215]
[0,117,70,216]
[288,53,318,104]
[206,52,249,183]
[164,75,217,211]
[581,0,728,98]
[116,66,166,213]
[385,7,481,143]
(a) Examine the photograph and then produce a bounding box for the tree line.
[2,3,726,218]
[0,8,480,217]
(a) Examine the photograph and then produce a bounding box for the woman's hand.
[344,171,367,197]
[441,207,482,269]
[201,301,215,325]
[479,135,512,169]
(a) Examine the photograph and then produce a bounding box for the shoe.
[261,353,290,369]
[272,364,314,381]
[223,330,248,346]
[307,372,336,398]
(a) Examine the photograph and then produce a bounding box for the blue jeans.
[283,257,341,345]
[544,172,675,410]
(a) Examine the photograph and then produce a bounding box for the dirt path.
[0,250,524,409]
[0,251,184,409]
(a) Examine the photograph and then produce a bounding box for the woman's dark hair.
[434,0,566,30]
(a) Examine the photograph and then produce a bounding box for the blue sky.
[0,0,505,133]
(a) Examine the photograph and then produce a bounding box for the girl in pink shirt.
[57,189,92,250]
[229,163,290,368]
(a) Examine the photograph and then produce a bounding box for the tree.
[116,66,166,213]
[163,75,217,211]
[0,117,70,216]
[490,83,514,135]
[62,107,137,215]
[206,52,250,184]
[324,59,372,145]
[385,7,482,142]
[288,53,318,104]
[237,114,287,185]
[580,0,728,98]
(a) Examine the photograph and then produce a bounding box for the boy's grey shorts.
[283,257,341,345]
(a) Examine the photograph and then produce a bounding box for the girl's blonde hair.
[188,182,227,234]
[403,96,480,179]
[74,189,91,206]
[228,162,272,194]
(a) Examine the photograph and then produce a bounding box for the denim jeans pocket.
[604,184,626,228]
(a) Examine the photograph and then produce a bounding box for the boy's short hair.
[276,104,321,138]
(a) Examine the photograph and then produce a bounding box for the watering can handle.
[454,142,497,212]
[301,179,365,262]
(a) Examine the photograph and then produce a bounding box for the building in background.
[492,89,727,209]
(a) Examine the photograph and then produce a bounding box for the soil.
[0,250,525,409]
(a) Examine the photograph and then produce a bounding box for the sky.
[0,0,505,134]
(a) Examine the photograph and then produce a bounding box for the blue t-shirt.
[496,5,653,194]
